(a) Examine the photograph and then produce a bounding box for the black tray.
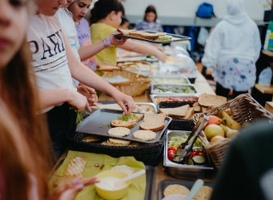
[113,32,190,44]
[158,179,214,200]
[68,132,164,166]
[76,109,172,144]
[168,119,195,131]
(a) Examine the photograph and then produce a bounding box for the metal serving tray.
[150,94,199,106]
[151,75,190,85]
[76,109,172,144]
[163,130,214,179]
[151,84,198,95]
[112,32,190,44]
[158,179,214,200]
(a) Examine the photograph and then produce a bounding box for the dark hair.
[120,15,129,26]
[90,0,125,24]
[143,5,158,22]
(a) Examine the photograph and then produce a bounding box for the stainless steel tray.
[150,94,199,106]
[112,32,190,44]
[151,84,198,95]
[76,109,172,144]
[163,130,214,179]
[158,179,214,200]
[151,75,190,85]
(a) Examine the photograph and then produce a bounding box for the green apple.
[204,124,225,141]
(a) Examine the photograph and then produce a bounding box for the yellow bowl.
[95,170,130,200]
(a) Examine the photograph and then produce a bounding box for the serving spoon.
[117,169,146,184]
[186,179,204,200]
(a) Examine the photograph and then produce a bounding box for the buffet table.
[51,48,216,199]
[98,71,215,103]
[96,70,216,200]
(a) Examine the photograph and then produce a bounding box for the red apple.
[206,115,221,126]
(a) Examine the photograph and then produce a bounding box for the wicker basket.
[100,69,151,97]
[194,93,273,168]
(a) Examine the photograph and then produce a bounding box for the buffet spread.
[49,31,273,200]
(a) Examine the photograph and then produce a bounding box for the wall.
[120,0,269,26]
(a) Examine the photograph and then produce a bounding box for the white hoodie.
[202,0,261,91]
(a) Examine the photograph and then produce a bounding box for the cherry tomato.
[168,146,177,152]
[168,150,176,161]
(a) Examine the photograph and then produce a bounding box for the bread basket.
[99,64,151,97]
[194,93,273,168]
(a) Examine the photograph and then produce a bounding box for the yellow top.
[91,23,117,65]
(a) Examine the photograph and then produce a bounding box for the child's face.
[68,0,91,23]
[0,0,28,69]
[112,11,123,29]
[36,0,66,16]
[145,12,156,23]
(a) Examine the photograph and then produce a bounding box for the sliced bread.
[117,28,160,40]
[110,113,144,128]
[139,113,166,131]
[198,93,227,107]
[159,104,190,118]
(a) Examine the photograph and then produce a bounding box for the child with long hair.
[27,0,135,160]
[0,0,97,199]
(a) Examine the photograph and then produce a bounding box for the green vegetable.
[69,106,84,125]
[117,113,138,121]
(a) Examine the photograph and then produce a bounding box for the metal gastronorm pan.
[76,109,172,144]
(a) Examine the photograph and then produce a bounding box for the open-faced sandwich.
[117,28,172,42]
[110,113,144,128]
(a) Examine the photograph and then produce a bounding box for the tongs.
[173,114,209,164]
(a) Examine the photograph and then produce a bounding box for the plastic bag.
[258,67,272,86]
[197,27,209,46]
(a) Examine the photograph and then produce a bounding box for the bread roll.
[133,130,156,141]
[163,184,190,197]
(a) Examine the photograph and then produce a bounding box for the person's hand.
[47,176,99,200]
[67,89,90,112]
[112,90,136,114]
[155,48,166,63]
[77,84,98,107]
[109,33,127,46]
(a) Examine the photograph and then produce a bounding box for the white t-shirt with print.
[27,14,76,111]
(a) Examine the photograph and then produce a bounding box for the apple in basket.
[204,124,225,141]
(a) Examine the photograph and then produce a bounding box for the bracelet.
[103,36,111,48]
